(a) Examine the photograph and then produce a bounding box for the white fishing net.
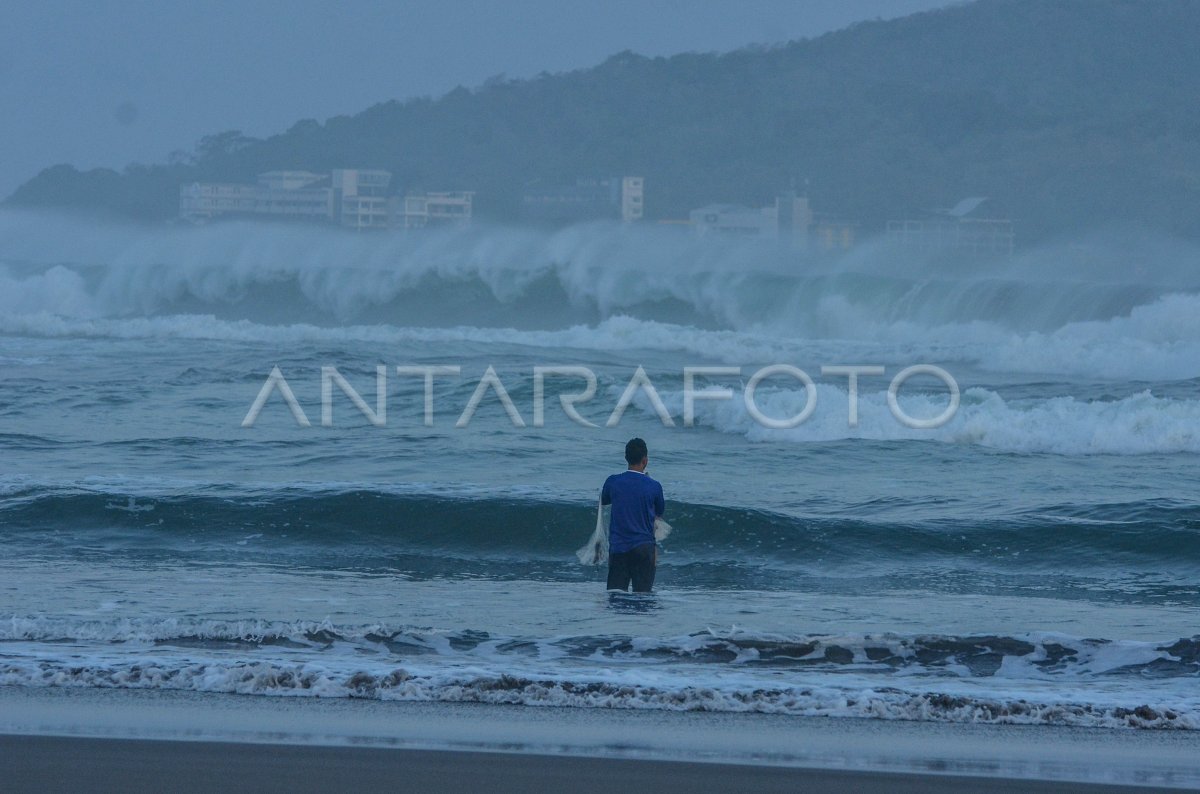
[576,501,671,565]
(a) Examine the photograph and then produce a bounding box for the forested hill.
[9,0,1200,242]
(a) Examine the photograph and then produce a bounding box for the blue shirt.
[600,470,665,554]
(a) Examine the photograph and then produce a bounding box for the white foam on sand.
[2,686,1199,788]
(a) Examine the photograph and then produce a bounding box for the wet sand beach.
[0,733,1184,794]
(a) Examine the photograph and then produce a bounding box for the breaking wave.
[2,619,1197,728]
[4,210,1200,380]
[648,382,1200,455]
[6,659,1193,728]
[4,484,1200,574]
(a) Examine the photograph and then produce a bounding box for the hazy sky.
[0,0,951,198]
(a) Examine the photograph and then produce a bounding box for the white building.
[179,182,262,220]
[690,193,812,239]
[619,177,644,223]
[180,171,337,222]
[332,169,392,230]
[397,191,475,228]
[521,176,643,224]
[687,192,853,250]
[181,171,334,224]
[886,197,1013,257]
[258,171,326,191]
[256,171,334,220]
[180,169,472,231]
[689,203,777,236]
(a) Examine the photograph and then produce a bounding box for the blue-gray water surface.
[1,212,1198,728]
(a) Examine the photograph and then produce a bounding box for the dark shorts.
[607,543,656,593]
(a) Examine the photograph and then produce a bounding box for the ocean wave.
[4,298,1200,382]
[2,621,1197,728]
[4,485,1200,567]
[0,311,800,362]
[647,382,1200,455]
[1,659,1194,729]
[4,618,1197,679]
[0,216,824,329]
[4,210,1200,380]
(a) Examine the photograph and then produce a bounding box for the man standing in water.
[601,437,665,593]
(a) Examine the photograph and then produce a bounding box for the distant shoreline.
[9,2,1200,243]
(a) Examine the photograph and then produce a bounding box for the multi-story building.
[521,176,643,225]
[333,169,392,230]
[688,192,854,249]
[774,190,812,240]
[180,169,472,230]
[618,177,644,223]
[255,171,334,220]
[886,197,1014,257]
[397,191,475,229]
[179,182,273,221]
[689,203,777,236]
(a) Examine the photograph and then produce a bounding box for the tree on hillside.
[6,0,1200,241]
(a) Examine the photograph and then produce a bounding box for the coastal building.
[258,171,326,191]
[812,216,857,251]
[253,171,335,221]
[396,191,476,229]
[689,203,776,236]
[775,190,813,240]
[178,182,264,221]
[333,169,392,230]
[179,169,473,230]
[689,192,812,239]
[521,176,643,224]
[886,197,1014,256]
[619,176,644,223]
[687,191,855,250]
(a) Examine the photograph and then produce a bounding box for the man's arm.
[601,476,612,506]
[654,483,664,518]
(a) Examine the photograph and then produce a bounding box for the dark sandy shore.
[0,734,1182,794]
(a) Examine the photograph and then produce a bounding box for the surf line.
[240,364,959,431]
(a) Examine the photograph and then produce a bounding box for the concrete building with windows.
[333,169,392,230]
[886,197,1014,257]
[689,203,777,236]
[180,170,335,222]
[396,191,475,229]
[688,191,855,250]
[180,169,473,230]
[521,176,643,225]
[179,182,264,221]
[255,171,334,220]
[690,192,814,239]
[618,176,644,223]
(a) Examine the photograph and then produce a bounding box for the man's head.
[624,437,648,469]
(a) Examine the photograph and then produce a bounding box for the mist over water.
[3,209,1200,383]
